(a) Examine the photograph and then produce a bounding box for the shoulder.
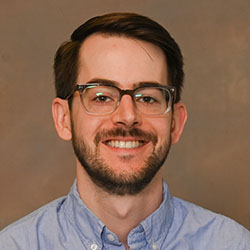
[169,196,250,249]
[0,196,67,250]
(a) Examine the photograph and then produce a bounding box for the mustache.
[94,127,158,146]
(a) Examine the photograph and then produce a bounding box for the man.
[0,12,249,250]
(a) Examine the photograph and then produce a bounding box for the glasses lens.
[134,87,171,115]
[82,85,119,114]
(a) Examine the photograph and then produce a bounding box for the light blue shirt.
[0,180,249,249]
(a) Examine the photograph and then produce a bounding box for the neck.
[76,163,163,246]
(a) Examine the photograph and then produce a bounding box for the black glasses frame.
[66,83,176,115]
[67,83,176,100]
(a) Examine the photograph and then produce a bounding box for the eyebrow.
[85,78,167,89]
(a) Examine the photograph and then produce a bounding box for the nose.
[111,95,142,129]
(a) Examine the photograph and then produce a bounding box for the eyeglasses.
[66,83,176,116]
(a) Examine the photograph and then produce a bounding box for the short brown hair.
[54,12,184,105]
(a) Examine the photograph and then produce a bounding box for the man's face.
[70,34,173,195]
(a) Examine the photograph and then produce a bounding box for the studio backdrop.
[0,0,250,230]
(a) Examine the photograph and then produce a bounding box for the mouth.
[104,140,146,149]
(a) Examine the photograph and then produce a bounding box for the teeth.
[107,140,142,149]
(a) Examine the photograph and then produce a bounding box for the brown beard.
[72,127,171,196]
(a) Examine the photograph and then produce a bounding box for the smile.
[105,140,145,149]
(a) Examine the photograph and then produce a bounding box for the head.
[52,12,187,196]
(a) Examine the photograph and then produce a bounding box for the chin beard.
[72,127,171,196]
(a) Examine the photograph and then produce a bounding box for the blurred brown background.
[0,0,250,230]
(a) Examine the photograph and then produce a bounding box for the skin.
[52,34,187,248]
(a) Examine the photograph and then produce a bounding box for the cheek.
[73,114,110,143]
[158,124,171,144]
[146,117,172,144]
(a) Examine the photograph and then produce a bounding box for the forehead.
[77,34,168,87]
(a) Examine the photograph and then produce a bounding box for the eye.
[84,86,119,107]
[135,94,158,104]
[94,95,113,103]
[142,96,156,103]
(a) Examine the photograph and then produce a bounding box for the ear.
[52,98,72,141]
[171,102,187,144]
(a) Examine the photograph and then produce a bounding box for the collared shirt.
[0,180,249,250]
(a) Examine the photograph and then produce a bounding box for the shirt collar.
[62,180,105,245]
[63,179,174,247]
[139,181,174,246]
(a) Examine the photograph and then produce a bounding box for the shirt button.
[151,243,158,250]
[91,243,98,250]
[107,233,115,242]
